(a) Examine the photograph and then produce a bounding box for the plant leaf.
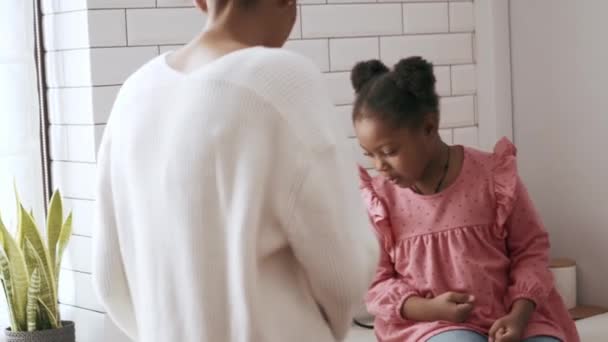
[37,298,58,329]
[17,205,56,296]
[22,235,38,280]
[14,184,24,248]
[55,212,72,282]
[0,251,18,331]
[46,191,62,276]
[0,215,28,331]
[24,240,59,328]
[26,268,40,332]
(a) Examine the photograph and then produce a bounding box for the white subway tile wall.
[49,125,99,162]
[440,95,476,128]
[40,0,476,340]
[59,270,104,312]
[301,4,403,38]
[88,0,155,8]
[449,1,475,33]
[451,64,477,95]
[47,86,120,125]
[325,72,355,106]
[403,2,449,34]
[126,8,203,46]
[43,11,90,51]
[381,33,474,66]
[43,10,128,51]
[51,161,97,199]
[284,39,330,72]
[157,0,193,6]
[89,47,158,85]
[62,235,93,274]
[434,65,452,97]
[453,125,479,147]
[87,10,128,47]
[62,198,95,236]
[329,37,379,72]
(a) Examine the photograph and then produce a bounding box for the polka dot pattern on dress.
[359,138,580,342]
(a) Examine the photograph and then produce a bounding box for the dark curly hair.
[351,56,439,129]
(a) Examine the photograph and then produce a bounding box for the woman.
[92,1,378,341]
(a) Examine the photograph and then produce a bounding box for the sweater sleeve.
[275,57,377,339]
[286,147,379,341]
[92,122,137,340]
[243,49,378,339]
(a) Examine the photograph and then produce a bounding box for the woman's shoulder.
[223,47,322,84]
[218,47,338,150]
[205,46,329,113]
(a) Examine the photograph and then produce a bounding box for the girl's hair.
[350,56,439,128]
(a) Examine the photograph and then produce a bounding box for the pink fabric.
[360,138,579,342]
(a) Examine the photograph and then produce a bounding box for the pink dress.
[360,138,579,342]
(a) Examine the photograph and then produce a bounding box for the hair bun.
[350,60,389,93]
[392,56,436,99]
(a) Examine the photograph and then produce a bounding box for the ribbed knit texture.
[92,47,378,342]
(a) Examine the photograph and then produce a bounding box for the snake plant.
[0,190,72,332]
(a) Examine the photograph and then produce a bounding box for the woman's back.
[92,47,378,341]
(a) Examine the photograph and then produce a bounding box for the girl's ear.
[423,113,439,137]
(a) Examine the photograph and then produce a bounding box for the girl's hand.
[489,299,535,342]
[488,313,526,342]
[429,292,476,323]
[401,292,474,322]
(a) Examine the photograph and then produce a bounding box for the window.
[0,0,46,326]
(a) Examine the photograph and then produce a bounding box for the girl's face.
[354,113,436,188]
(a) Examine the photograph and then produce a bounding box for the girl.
[351,57,579,342]
[92,0,378,340]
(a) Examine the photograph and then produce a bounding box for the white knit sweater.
[92,47,378,342]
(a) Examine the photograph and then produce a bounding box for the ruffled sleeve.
[493,137,519,237]
[358,166,420,324]
[492,138,553,309]
[358,166,393,250]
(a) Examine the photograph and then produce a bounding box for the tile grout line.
[447,1,451,32]
[124,9,129,46]
[46,32,477,54]
[401,3,405,34]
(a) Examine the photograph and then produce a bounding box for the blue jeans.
[427,330,560,342]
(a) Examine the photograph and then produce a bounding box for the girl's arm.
[366,239,476,323]
[504,177,553,312]
[358,167,424,324]
[365,241,423,323]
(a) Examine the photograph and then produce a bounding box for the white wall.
[510,0,608,307]
[42,0,478,340]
